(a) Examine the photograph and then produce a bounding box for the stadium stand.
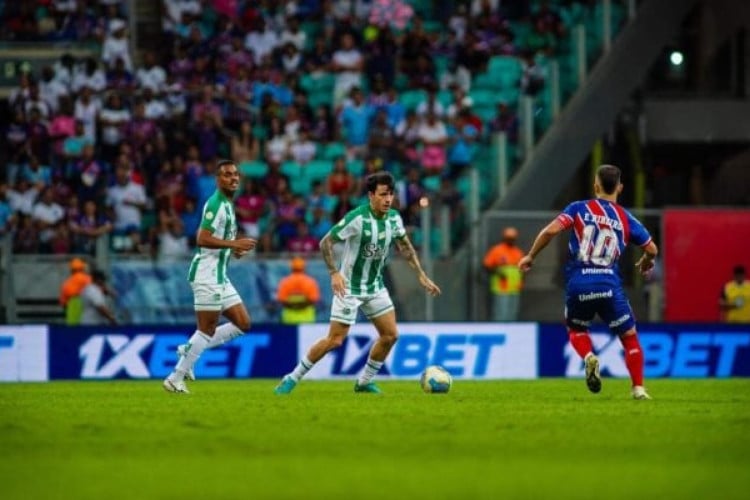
[0,0,638,323]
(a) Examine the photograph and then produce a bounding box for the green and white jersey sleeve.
[187,190,238,284]
[329,205,406,296]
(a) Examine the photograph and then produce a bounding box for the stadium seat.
[239,160,268,178]
[469,89,498,108]
[321,142,346,161]
[305,159,334,182]
[437,89,453,107]
[423,175,441,192]
[290,175,312,196]
[347,159,364,176]
[487,56,522,88]
[472,72,500,91]
[399,89,427,112]
[474,105,497,125]
[281,161,302,178]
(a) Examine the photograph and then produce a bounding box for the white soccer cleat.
[176,344,196,381]
[163,377,190,394]
[584,354,602,394]
[632,385,652,400]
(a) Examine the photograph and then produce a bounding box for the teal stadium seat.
[281,161,302,178]
[321,142,346,161]
[472,72,500,91]
[290,175,311,196]
[399,89,427,112]
[239,160,268,178]
[305,159,334,182]
[347,159,364,176]
[469,89,498,108]
[487,56,522,89]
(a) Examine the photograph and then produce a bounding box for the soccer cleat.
[176,344,196,381]
[274,375,297,395]
[584,354,602,394]
[354,382,382,394]
[632,386,652,400]
[163,378,190,394]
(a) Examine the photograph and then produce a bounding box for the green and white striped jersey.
[187,190,237,284]
[328,204,407,296]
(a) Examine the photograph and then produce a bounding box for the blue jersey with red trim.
[556,198,652,283]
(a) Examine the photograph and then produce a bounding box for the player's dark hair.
[734,265,746,275]
[596,164,621,194]
[365,171,395,194]
[216,159,236,175]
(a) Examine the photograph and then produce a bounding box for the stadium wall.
[2,323,749,382]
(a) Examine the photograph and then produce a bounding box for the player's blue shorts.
[564,275,635,335]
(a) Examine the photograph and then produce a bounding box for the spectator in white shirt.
[72,58,107,93]
[80,270,117,325]
[331,33,364,106]
[280,16,306,51]
[106,164,147,233]
[156,219,191,262]
[39,66,69,114]
[102,19,133,71]
[31,187,65,246]
[74,86,102,143]
[244,18,280,65]
[7,179,41,216]
[24,85,52,120]
[98,93,131,158]
[162,0,202,32]
[142,87,168,120]
[135,51,167,93]
[290,128,317,165]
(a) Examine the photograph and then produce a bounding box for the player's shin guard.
[620,333,644,387]
[568,330,593,359]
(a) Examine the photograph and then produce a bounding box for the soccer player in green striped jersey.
[275,171,441,394]
[163,160,257,394]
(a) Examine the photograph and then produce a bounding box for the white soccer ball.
[420,365,452,394]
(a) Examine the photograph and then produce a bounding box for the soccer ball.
[420,365,452,394]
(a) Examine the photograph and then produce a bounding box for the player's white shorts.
[191,281,242,312]
[330,288,395,325]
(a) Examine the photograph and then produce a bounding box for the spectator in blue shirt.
[339,87,372,159]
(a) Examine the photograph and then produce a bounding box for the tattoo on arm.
[320,234,338,274]
[396,236,424,276]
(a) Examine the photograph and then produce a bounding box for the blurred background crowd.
[0,0,594,260]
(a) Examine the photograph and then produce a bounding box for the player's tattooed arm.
[319,234,338,275]
[396,235,425,277]
[396,235,441,296]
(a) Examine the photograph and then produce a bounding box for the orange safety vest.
[483,243,525,295]
[60,272,92,306]
[277,273,321,324]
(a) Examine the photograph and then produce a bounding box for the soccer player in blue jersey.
[518,164,658,400]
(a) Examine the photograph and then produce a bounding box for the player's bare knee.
[381,332,398,348]
[236,318,251,331]
[327,335,346,349]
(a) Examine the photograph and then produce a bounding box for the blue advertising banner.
[4,322,748,382]
[538,323,750,378]
[49,324,297,380]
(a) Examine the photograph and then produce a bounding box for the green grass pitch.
[1,379,749,500]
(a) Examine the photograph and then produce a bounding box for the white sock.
[172,330,210,382]
[290,356,315,382]
[207,323,245,349]
[357,358,384,386]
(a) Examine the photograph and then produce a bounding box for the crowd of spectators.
[0,0,581,260]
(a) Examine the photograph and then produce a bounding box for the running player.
[274,171,441,394]
[518,164,658,400]
[163,159,256,394]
